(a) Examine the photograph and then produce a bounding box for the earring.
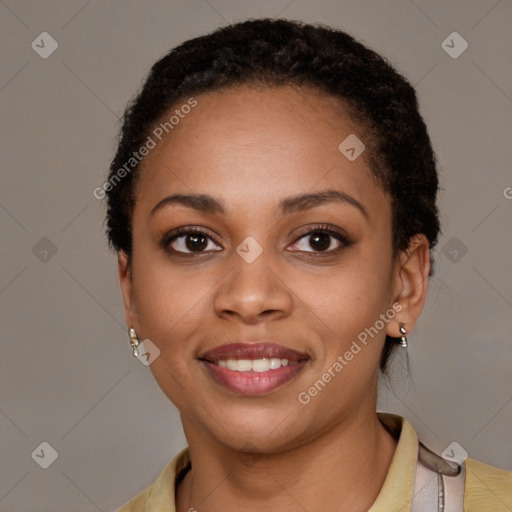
[128,327,141,357]
[398,323,408,348]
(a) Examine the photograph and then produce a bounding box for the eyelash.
[161,224,353,257]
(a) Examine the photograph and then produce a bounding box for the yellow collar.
[141,412,418,512]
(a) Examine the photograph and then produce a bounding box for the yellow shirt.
[117,413,512,511]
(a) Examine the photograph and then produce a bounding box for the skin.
[118,84,431,512]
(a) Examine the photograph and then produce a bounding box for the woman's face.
[119,85,420,452]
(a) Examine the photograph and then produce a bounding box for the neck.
[176,410,398,512]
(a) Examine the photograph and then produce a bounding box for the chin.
[202,402,308,450]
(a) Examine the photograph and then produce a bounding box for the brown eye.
[184,233,208,251]
[295,231,341,252]
[164,228,222,254]
[288,225,353,255]
[308,232,333,252]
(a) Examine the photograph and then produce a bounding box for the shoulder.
[464,458,512,511]
[117,486,152,512]
[116,447,191,512]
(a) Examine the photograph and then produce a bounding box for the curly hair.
[104,18,441,373]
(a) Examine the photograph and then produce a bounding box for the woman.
[105,18,511,512]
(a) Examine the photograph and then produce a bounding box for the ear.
[118,250,139,331]
[386,234,431,338]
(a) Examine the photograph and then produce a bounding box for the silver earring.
[128,328,141,357]
[398,323,408,348]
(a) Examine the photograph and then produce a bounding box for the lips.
[198,342,309,396]
[199,342,308,363]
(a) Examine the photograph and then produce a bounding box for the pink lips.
[199,342,309,396]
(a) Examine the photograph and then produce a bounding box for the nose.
[213,249,294,325]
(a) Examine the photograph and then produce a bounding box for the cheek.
[294,260,391,406]
[131,253,210,352]
[131,259,211,408]
[300,252,391,336]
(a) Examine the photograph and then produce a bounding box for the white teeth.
[216,358,292,372]
[252,359,270,372]
[226,359,238,371]
[237,359,253,371]
[269,358,281,369]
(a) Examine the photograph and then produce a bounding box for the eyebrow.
[150,189,369,220]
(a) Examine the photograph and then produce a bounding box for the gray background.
[1,0,511,511]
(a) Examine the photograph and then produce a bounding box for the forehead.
[134,85,388,218]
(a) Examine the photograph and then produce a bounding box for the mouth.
[198,342,309,396]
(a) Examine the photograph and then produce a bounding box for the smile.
[217,358,298,372]
[199,342,309,395]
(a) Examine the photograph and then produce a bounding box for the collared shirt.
[117,413,512,511]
